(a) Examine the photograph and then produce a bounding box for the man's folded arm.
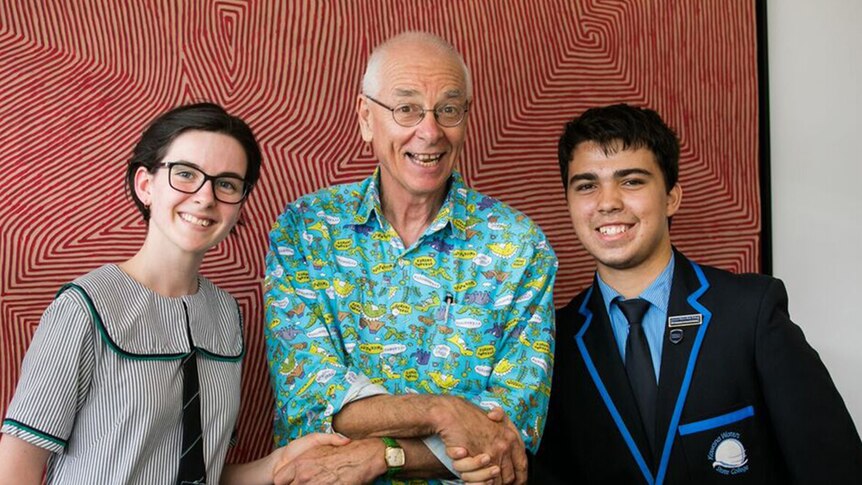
[264,213,455,478]
[264,211,364,441]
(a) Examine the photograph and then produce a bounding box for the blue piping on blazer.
[575,261,712,485]
[678,405,755,436]
[575,286,654,483]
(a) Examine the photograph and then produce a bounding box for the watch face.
[385,447,406,467]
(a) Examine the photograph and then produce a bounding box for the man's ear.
[134,166,154,206]
[357,95,374,142]
[666,183,683,217]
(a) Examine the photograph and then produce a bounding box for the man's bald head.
[361,31,473,100]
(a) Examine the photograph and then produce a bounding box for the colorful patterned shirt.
[264,169,557,482]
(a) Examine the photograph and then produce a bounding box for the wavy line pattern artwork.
[0,0,760,461]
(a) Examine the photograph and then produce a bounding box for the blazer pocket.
[678,405,763,483]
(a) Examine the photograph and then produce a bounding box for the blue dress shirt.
[596,254,675,382]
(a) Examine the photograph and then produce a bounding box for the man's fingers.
[513,449,528,485]
[486,406,505,422]
[511,436,528,472]
[280,435,343,464]
[506,420,528,484]
[505,418,526,447]
[446,446,469,460]
[299,433,349,451]
[499,456,516,485]
[317,432,351,446]
[273,462,296,485]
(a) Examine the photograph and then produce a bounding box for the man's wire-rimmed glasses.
[158,162,250,204]
[364,94,469,128]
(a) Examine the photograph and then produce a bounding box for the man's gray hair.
[361,31,473,100]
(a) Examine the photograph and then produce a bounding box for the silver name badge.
[668,314,703,327]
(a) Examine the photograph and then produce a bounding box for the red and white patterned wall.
[0,0,761,460]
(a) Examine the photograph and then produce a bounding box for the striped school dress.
[1,264,244,484]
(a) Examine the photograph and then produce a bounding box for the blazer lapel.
[579,281,655,472]
[651,249,715,484]
[654,252,701,461]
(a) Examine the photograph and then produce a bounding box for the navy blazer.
[533,250,862,484]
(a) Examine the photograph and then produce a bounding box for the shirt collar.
[353,167,469,240]
[354,167,383,226]
[596,252,675,315]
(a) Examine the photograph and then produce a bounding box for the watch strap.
[382,436,403,478]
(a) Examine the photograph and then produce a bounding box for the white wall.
[768,0,862,429]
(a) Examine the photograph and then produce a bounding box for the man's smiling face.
[357,39,469,204]
[566,141,682,278]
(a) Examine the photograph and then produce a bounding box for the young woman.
[0,103,347,484]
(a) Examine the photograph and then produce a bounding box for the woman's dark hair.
[126,102,262,220]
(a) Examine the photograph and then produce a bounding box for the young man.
[534,104,862,483]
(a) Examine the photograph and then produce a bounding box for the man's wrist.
[422,434,460,478]
[369,438,391,479]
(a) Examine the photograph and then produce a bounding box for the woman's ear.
[134,166,154,207]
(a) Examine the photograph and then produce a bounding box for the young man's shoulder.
[554,258,784,321]
[554,284,594,339]
[694,259,781,296]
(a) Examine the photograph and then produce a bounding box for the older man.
[264,32,557,484]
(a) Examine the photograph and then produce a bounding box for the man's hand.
[269,433,351,478]
[220,433,350,485]
[435,398,527,485]
[273,438,386,485]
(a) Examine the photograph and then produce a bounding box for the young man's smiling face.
[566,141,682,280]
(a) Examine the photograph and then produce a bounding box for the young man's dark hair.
[534,104,862,485]
[557,103,679,193]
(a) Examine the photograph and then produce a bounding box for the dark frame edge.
[756,0,773,275]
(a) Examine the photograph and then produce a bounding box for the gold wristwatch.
[381,436,405,478]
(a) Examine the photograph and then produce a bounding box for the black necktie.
[177,349,207,485]
[618,298,657,456]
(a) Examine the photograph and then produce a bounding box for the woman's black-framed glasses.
[158,162,250,204]
[364,94,469,128]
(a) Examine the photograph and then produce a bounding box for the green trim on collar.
[198,346,244,362]
[57,284,243,362]
[58,284,186,361]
